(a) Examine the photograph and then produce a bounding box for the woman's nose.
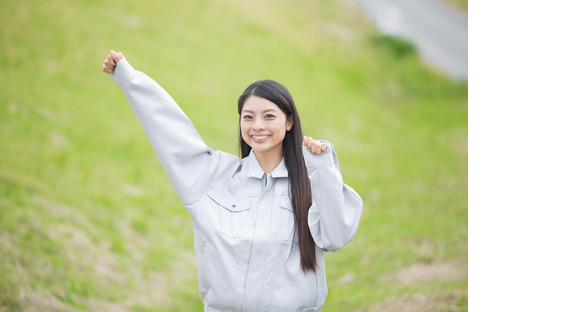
[253,118,265,130]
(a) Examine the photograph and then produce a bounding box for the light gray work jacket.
[109,58,363,312]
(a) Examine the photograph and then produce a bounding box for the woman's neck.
[254,150,283,174]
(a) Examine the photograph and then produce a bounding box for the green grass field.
[1,0,467,311]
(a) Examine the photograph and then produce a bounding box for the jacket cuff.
[302,142,338,169]
[108,58,135,85]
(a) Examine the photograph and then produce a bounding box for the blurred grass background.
[0,0,467,311]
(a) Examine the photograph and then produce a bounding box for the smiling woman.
[102,50,363,311]
[239,94,292,172]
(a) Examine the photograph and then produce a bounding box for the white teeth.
[253,135,268,140]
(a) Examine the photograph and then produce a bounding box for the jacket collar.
[247,150,288,179]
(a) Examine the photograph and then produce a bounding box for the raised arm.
[103,51,218,206]
[303,137,363,251]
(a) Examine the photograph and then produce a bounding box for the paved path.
[356,0,468,80]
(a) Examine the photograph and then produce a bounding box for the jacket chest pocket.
[203,188,252,238]
[277,195,297,242]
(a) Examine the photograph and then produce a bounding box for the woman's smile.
[251,134,271,143]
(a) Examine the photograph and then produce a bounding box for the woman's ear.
[286,115,294,131]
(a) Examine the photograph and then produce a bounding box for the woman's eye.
[265,114,276,119]
[243,115,253,120]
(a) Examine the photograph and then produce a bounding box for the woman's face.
[240,95,293,160]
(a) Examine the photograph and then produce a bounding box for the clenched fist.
[102,50,124,74]
[302,136,328,155]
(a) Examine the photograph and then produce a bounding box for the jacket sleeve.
[109,58,218,206]
[305,143,363,251]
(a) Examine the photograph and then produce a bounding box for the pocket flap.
[280,195,294,212]
[207,188,251,212]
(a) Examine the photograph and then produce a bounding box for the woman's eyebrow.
[242,109,277,114]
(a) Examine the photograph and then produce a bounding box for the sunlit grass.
[1,0,467,311]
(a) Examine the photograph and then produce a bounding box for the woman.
[102,50,363,312]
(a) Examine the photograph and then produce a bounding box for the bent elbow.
[308,193,363,252]
[319,234,354,252]
[320,207,363,252]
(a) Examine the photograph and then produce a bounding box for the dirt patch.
[391,258,467,286]
[21,290,77,312]
[374,290,466,312]
[374,258,468,311]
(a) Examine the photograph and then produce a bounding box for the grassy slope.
[0,0,467,311]
[445,0,468,14]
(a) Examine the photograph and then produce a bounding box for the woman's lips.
[251,134,270,143]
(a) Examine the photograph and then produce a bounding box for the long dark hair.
[238,79,317,273]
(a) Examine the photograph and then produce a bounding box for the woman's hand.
[102,50,124,74]
[302,136,328,155]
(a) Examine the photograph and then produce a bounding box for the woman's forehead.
[241,95,283,113]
